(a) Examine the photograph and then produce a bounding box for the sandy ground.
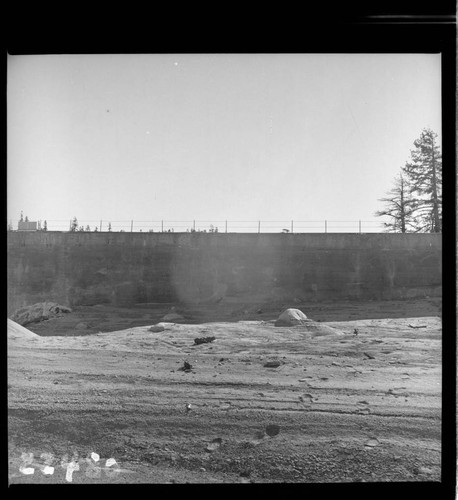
[8,299,442,484]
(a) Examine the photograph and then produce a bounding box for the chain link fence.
[7,219,387,233]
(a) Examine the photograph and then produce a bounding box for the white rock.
[274,308,309,327]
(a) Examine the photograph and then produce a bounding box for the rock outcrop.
[10,302,72,326]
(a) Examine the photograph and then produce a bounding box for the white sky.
[7,53,441,231]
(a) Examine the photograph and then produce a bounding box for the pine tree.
[375,173,418,232]
[402,128,442,233]
[70,217,78,232]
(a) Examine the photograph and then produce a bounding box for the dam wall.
[7,232,442,314]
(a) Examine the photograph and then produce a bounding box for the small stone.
[194,336,216,345]
[149,323,166,332]
[264,361,282,368]
[206,438,222,452]
[365,438,379,447]
[178,361,192,372]
[265,424,281,437]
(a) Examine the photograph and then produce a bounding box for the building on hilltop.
[18,221,38,231]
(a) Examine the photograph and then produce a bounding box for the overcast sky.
[7,53,441,232]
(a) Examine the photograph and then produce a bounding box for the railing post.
[325,220,327,233]
[161,220,164,232]
[359,220,361,234]
[258,221,261,234]
[193,220,196,231]
[291,220,294,233]
[225,220,227,233]
[131,220,133,232]
[100,220,102,232]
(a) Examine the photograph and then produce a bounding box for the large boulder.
[274,308,310,327]
[10,302,72,326]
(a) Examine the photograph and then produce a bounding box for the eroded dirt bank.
[8,305,441,484]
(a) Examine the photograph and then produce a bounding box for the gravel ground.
[8,300,442,485]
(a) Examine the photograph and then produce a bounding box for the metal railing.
[8,219,387,233]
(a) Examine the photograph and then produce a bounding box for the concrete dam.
[7,232,442,314]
